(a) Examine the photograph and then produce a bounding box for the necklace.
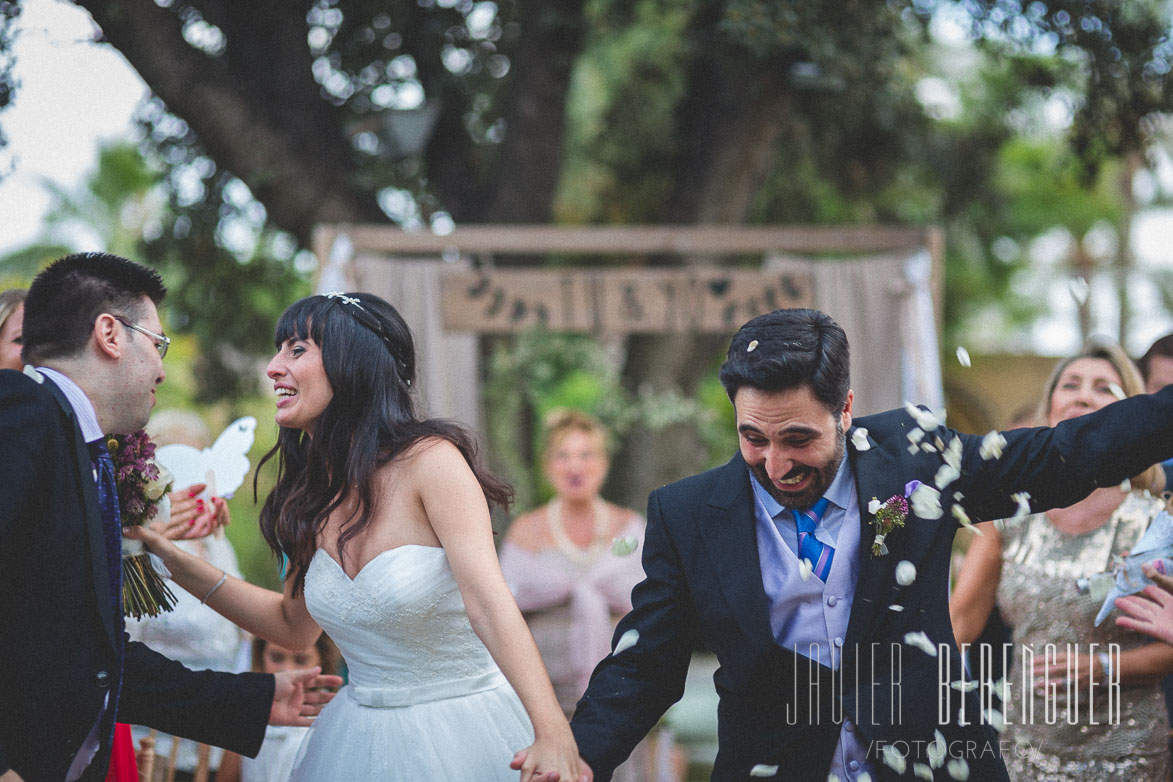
[546,497,611,566]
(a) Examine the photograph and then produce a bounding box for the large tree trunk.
[75,0,383,246]
[608,7,796,508]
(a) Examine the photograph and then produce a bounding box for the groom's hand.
[269,666,344,727]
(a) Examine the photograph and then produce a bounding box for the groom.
[0,253,341,782]
[550,308,1173,781]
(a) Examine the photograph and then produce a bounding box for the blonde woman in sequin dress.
[951,339,1173,781]
[501,410,683,782]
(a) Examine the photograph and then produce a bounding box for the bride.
[130,292,590,782]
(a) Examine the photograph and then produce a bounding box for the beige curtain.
[766,250,943,418]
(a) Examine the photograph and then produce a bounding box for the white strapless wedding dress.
[287,545,534,781]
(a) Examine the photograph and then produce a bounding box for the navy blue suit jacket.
[570,387,1173,781]
[0,369,273,782]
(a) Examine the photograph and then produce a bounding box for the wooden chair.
[135,730,212,782]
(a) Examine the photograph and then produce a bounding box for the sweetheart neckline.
[314,544,444,583]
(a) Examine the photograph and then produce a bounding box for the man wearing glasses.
[0,253,341,782]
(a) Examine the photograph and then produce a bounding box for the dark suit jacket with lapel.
[0,369,274,782]
[570,386,1173,782]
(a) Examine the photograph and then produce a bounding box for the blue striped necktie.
[793,496,834,581]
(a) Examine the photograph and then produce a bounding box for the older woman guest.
[0,288,26,370]
[950,339,1173,781]
[500,409,680,782]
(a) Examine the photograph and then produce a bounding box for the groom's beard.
[751,421,845,511]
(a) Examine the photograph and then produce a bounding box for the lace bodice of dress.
[304,545,498,691]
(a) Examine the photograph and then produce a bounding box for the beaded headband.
[322,292,411,384]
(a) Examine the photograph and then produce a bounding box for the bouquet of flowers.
[109,429,177,619]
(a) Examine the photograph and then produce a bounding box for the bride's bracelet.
[201,570,228,604]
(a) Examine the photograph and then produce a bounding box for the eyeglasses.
[114,316,170,359]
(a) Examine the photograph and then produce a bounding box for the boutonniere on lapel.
[867,480,922,557]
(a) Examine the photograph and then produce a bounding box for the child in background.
[217,634,340,782]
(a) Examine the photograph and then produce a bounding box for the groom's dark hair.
[718,308,850,413]
[22,252,166,364]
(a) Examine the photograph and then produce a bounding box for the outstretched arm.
[124,524,322,652]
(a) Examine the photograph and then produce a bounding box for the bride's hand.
[509,743,593,782]
[122,519,181,560]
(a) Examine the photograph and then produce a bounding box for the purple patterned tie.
[88,439,124,631]
[793,496,834,581]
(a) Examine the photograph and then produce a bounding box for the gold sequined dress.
[996,491,1171,781]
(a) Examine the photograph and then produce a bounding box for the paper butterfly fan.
[155,416,257,499]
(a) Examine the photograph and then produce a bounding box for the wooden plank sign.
[440,268,813,333]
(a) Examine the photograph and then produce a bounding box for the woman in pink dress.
[501,409,682,782]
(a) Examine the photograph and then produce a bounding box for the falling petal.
[1010,492,1031,523]
[979,431,1006,460]
[611,535,639,556]
[613,629,639,655]
[985,707,1006,732]
[858,775,873,782]
[896,560,917,586]
[889,604,905,612]
[904,631,938,656]
[851,428,871,451]
[943,436,962,471]
[928,730,947,768]
[747,340,759,353]
[749,764,778,778]
[908,444,920,455]
[903,402,941,431]
[953,491,964,501]
[1107,382,1126,401]
[951,679,979,692]
[1120,478,1131,492]
[947,757,970,780]
[907,427,926,444]
[882,744,907,774]
[952,504,980,534]
[914,763,934,780]
[955,346,972,367]
[934,463,960,490]
[910,484,944,520]
[1068,276,1089,305]
[798,558,813,581]
[868,498,882,514]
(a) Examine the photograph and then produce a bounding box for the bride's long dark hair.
[256,293,512,595]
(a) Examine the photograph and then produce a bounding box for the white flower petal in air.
[979,431,1006,460]
[747,340,759,353]
[889,604,904,612]
[882,744,907,774]
[928,730,947,768]
[943,435,962,471]
[611,535,639,556]
[908,444,920,455]
[798,558,814,581]
[868,498,882,515]
[1107,382,1126,401]
[613,629,639,655]
[910,483,944,520]
[851,428,871,451]
[1119,478,1132,492]
[947,757,970,780]
[955,346,972,367]
[857,774,873,782]
[1068,276,1089,305]
[934,463,960,491]
[904,631,938,657]
[907,427,925,444]
[749,764,778,777]
[914,763,934,780]
[895,560,917,586]
[904,402,940,431]
[985,707,1006,733]
[1009,492,1031,523]
[950,679,979,692]
[952,504,981,535]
